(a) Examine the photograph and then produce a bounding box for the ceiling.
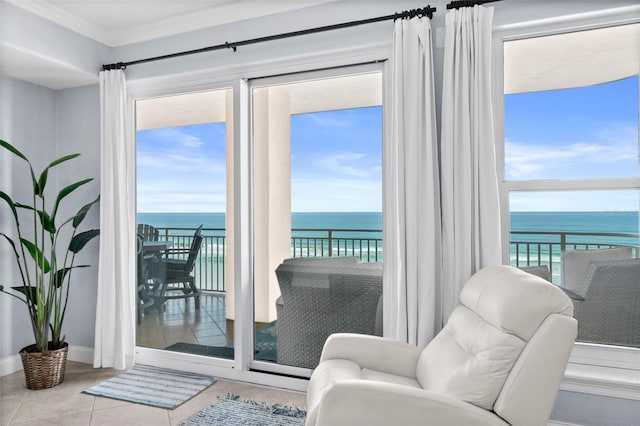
[6,0,336,47]
[1,0,336,90]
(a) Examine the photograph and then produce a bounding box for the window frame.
[246,63,385,377]
[493,8,640,399]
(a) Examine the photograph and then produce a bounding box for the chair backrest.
[573,258,640,346]
[415,266,576,425]
[561,247,632,293]
[183,225,204,273]
[137,223,159,241]
[519,264,551,282]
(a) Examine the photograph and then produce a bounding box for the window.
[502,24,640,350]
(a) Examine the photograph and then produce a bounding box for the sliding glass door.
[135,88,235,359]
[132,65,385,379]
[249,67,384,374]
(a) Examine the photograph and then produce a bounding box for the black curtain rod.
[102,5,436,71]
[446,0,500,10]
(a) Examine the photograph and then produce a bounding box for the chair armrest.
[312,380,508,426]
[163,248,191,256]
[320,333,422,379]
[558,286,585,301]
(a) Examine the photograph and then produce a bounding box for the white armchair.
[307,265,577,426]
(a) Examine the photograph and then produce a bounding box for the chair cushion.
[460,265,573,341]
[307,359,422,424]
[416,306,525,410]
[306,359,363,420]
[561,247,632,293]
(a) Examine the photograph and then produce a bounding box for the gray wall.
[1,76,59,357]
[0,76,100,358]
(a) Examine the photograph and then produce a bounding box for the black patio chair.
[137,223,160,241]
[137,234,156,323]
[151,225,203,310]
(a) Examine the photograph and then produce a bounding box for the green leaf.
[14,202,34,211]
[1,140,41,196]
[47,153,80,169]
[36,209,56,234]
[35,154,81,197]
[52,178,93,219]
[1,232,20,258]
[20,238,51,273]
[53,267,71,289]
[72,195,100,228]
[11,285,40,306]
[53,265,89,288]
[69,229,100,253]
[0,191,19,226]
[0,139,28,162]
[37,168,49,196]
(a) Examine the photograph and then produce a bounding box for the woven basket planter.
[19,342,69,390]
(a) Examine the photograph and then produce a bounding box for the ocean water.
[138,211,638,289]
[138,211,638,237]
[136,212,383,236]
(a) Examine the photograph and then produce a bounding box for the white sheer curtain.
[384,16,441,346]
[440,6,502,320]
[94,69,136,369]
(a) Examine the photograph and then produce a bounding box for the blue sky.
[137,76,638,214]
[506,75,639,212]
[137,123,227,212]
[290,107,382,212]
[136,106,382,213]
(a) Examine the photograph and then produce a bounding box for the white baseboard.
[68,345,94,365]
[0,345,94,377]
[0,353,22,377]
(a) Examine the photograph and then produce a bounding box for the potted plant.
[0,139,99,390]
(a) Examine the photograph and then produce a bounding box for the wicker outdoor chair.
[275,257,383,369]
[567,258,640,347]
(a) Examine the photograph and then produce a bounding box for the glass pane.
[509,190,640,348]
[135,89,233,359]
[251,72,383,369]
[504,75,639,181]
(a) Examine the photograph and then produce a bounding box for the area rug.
[165,320,277,362]
[82,365,217,409]
[180,394,306,426]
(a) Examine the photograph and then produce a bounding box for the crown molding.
[5,0,111,46]
[6,0,336,47]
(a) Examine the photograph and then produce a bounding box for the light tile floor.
[0,361,306,426]
[2,294,304,425]
[137,293,231,350]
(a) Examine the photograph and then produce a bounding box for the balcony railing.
[151,227,639,292]
[153,227,382,293]
[510,230,639,284]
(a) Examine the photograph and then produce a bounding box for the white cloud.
[144,127,206,148]
[291,177,381,212]
[306,113,350,128]
[316,152,379,178]
[505,124,638,180]
[510,190,639,212]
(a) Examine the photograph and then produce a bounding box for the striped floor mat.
[82,365,217,409]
